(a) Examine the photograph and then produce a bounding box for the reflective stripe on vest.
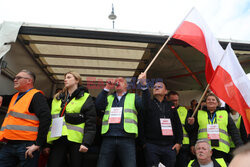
[198,128,230,146]
[48,121,84,133]
[0,89,41,141]
[47,93,89,144]
[101,93,138,137]
[215,158,227,167]
[187,160,194,167]
[1,125,38,132]
[188,158,227,167]
[197,110,230,153]
[230,115,241,148]
[177,106,189,145]
[5,111,39,121]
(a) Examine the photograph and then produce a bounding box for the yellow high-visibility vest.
[197,110,230,153]
[47,93,89,144]
[101,93,138,137]
[177,106,189,145]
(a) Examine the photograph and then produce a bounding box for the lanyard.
[154,99,168,118]
[60,93,70,117]
[209,113,216,124]
[14,88,32,104]
[60,101,68,117]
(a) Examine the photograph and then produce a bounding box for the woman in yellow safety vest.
[44,71,96,167]
[187,93,243,163]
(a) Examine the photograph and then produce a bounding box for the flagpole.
[137,7,195,84]
[191,84,210,117]
[191,43,231,117]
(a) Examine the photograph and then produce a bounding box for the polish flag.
[172,8,224,82]
[210,43,250,134]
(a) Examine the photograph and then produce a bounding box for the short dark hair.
[190,99,197,105]
[167,90,179,97]
[20,69,36,83]
[154,81,167,90]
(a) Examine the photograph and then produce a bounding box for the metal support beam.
[45,64,141,71]
[17,37,56,83]
[168,45,204,88]
[25,40,147,51]
[53,73,132,78]
[167,70,205,79]
[38,54,142,62]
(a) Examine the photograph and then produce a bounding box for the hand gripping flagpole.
[190,43,231,118]
[137,7,195,84]
[191,84,210,118]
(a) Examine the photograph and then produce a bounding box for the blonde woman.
[45,71,96,167]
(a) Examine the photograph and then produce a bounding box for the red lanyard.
[60,101,68,117]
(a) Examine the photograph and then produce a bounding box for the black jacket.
[142,89,183,145]
[57,86,96,146]
[1,91,51,147]
[238,116,248,144]
[186,107,243,147]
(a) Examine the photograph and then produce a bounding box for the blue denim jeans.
[0,141,40,167]
[144,142,176,167]
[97,136,136,167]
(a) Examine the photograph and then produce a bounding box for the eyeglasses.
[14,76,30,81]
[153,85,163,89]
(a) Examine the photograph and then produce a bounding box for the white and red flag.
[172,8,250,133]
[210,43,250,134]
[172,8,224,82]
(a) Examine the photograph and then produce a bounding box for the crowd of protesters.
[0,70,248,167]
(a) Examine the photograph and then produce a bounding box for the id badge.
[207,124,220,139]
[160,118,173,136]
[50,117,64,138]
[108,107,123,124]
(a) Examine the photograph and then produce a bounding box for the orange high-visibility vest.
[0,89,42,141]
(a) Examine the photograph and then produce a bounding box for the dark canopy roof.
[17,24,250,91]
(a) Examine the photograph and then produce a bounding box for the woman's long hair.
[54,71,82,100]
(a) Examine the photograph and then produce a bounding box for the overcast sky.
[0,0,250,42]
